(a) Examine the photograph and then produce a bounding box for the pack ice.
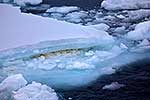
[0,4,150,90]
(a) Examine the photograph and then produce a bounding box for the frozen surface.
[14,0,42,6]
[13,81,58,100]
[126,21,150,40]
[0,4,113,51]
[101,0,150,10]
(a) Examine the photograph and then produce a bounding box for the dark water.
[42,0,103,10]
[57,59,150,100]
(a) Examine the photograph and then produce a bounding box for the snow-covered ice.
[101,0,150,10]
[0,74,58,100]
[46,6,79,14]
[0,74,27,91]
[126,21,150,40]
[87,23,110,31]
[14,0,42,6]
[0,4,113,51]
[13,81,58,100]
[64,11,87,23]
[0,74,27,100]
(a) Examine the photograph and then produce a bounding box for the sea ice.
[0,4,113,51]
[13,81,58,100]
[0,74,27,91]
[101,0,150,10]
[14,0,42,6]
[46,6,79,14]
[126,21,150,40]
[0,74,58,100]
[87,23,110,31]
[102,82,125,90]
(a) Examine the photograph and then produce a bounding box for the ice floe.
[0,74,58,100]
[13,81,58,100]
[0,4,113,51]
[126,21,150,40]
[102,82,125,90]
[14,0,42,6]
[46,6,79,14]
[101,0,150,10]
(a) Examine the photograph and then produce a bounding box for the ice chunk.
[0,4,114,51]
[126,21,150,40]
[14,0,42,6]
[46,6,79,14]
[102,82,125,90]
[87,23,110,31]
[101,0,150,10]
[114,26,126,34]
[0,74,27,91]
[64,11,87,23]
[66,61,95,70]
[13,81,58,100]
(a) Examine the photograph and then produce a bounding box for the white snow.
[46,6,79,14]
[101,0,150,10]
[126,21,150,40]
[0,4,114,51]
[0,74,58,100]
[0,74,27,92]
[13,81,58,100]
[14,0,42,6]
[102,82,125,90]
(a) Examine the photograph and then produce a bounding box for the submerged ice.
[1,38,150,89]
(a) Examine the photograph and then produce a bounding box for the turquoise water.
[0,38,150,89]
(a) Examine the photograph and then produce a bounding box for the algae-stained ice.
[0,0,150,100]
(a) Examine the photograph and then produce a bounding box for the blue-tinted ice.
[0,38,150,89]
